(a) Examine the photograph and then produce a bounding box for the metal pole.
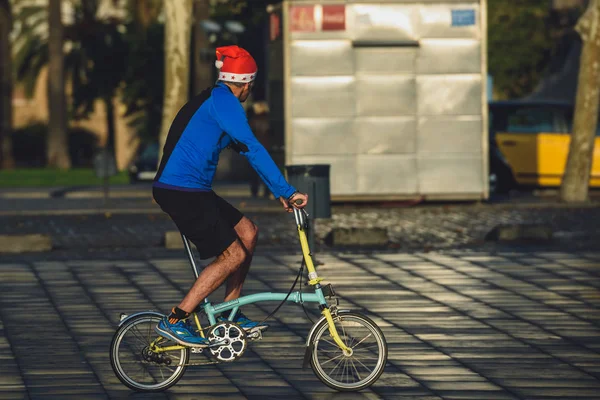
[103,149,109,207]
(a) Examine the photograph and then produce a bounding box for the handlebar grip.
[294,199,303,205]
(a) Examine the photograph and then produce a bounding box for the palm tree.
[13,0,128,167]
[158,0,192,161]
[0,0,14,168]
[47,0,70,169]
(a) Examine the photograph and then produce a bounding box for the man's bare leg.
[177,239,247,313]
[224,217,258,302]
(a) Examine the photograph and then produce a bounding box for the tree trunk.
[0,0,14,169]
[47,0,71,169]
[560,0,600,202]
[159,0,192,162]
[192,0,212,95]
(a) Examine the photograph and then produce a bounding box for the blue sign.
[451,9,476,27]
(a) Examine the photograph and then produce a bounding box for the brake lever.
[292,204,310,229]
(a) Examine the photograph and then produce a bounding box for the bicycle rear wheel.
[110,313,189,392]
[310,311,387,391]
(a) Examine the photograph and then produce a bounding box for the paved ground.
[1,247,600,399]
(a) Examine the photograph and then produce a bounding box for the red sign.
[322,5,345,31]
[270,13,281,41]
[290,5,316,32]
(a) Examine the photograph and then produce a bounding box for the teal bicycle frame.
[181,208,328,327]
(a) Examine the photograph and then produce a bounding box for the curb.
[0,234,53,253]
[324,227,389,247]
[485,224,554,242]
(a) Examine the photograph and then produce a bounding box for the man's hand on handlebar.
[280,192,308,212]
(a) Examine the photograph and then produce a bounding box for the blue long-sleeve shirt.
[153,82,296,199]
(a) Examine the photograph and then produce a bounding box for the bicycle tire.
[110,313,190,392]
[309,311,387,391]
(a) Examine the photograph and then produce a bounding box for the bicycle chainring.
[207,323,247,362]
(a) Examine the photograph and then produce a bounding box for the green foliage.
[488,0,582,100]
[13,0,129,120]
[13,5,49,98]
[0,167,128,187]
[120,22,165,142]
[66,2,129,120]
[13,0,166,146]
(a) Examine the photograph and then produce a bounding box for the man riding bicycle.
[152,45,308,346]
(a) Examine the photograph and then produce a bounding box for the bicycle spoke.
[319,353,344,366]
[321,338,338,348]
[129,326,150,347]
[340,321,347,344]
[352,333,373,349]
[329,356,344,377]
[353,355,372,373]
[349,357,362,381]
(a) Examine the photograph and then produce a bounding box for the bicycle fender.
[302,342,314,369]
[118,311,164,327]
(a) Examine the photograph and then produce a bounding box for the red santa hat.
[215,45,257,83]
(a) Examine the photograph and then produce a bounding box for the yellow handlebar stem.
[297,225,323,285]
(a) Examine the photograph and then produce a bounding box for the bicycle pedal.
[247,329,263,341]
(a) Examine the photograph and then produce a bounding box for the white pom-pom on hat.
[215,60,224,69]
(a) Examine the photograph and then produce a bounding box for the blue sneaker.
[218,311,269,332]
[155,317,209,347]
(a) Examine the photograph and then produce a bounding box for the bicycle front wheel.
[310,311,387,391]
[110,313,190,392]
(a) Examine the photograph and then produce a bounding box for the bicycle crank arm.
[208,340,229,348]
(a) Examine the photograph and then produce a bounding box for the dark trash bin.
[285,164,331,260]
[285,164,331,219]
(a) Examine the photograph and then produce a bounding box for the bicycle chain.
[139,359,221,367]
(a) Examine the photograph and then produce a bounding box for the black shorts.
[153,187,244,259]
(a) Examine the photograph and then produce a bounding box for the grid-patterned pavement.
[1,249,599,399]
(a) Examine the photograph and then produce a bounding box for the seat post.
[181,233,200,279]
[180,233,209,305]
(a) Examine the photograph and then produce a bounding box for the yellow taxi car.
[489,100,600,192]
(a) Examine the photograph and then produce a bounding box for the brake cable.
[255,256,305,326]
[245,206,320,327]
[299,258,316,324]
